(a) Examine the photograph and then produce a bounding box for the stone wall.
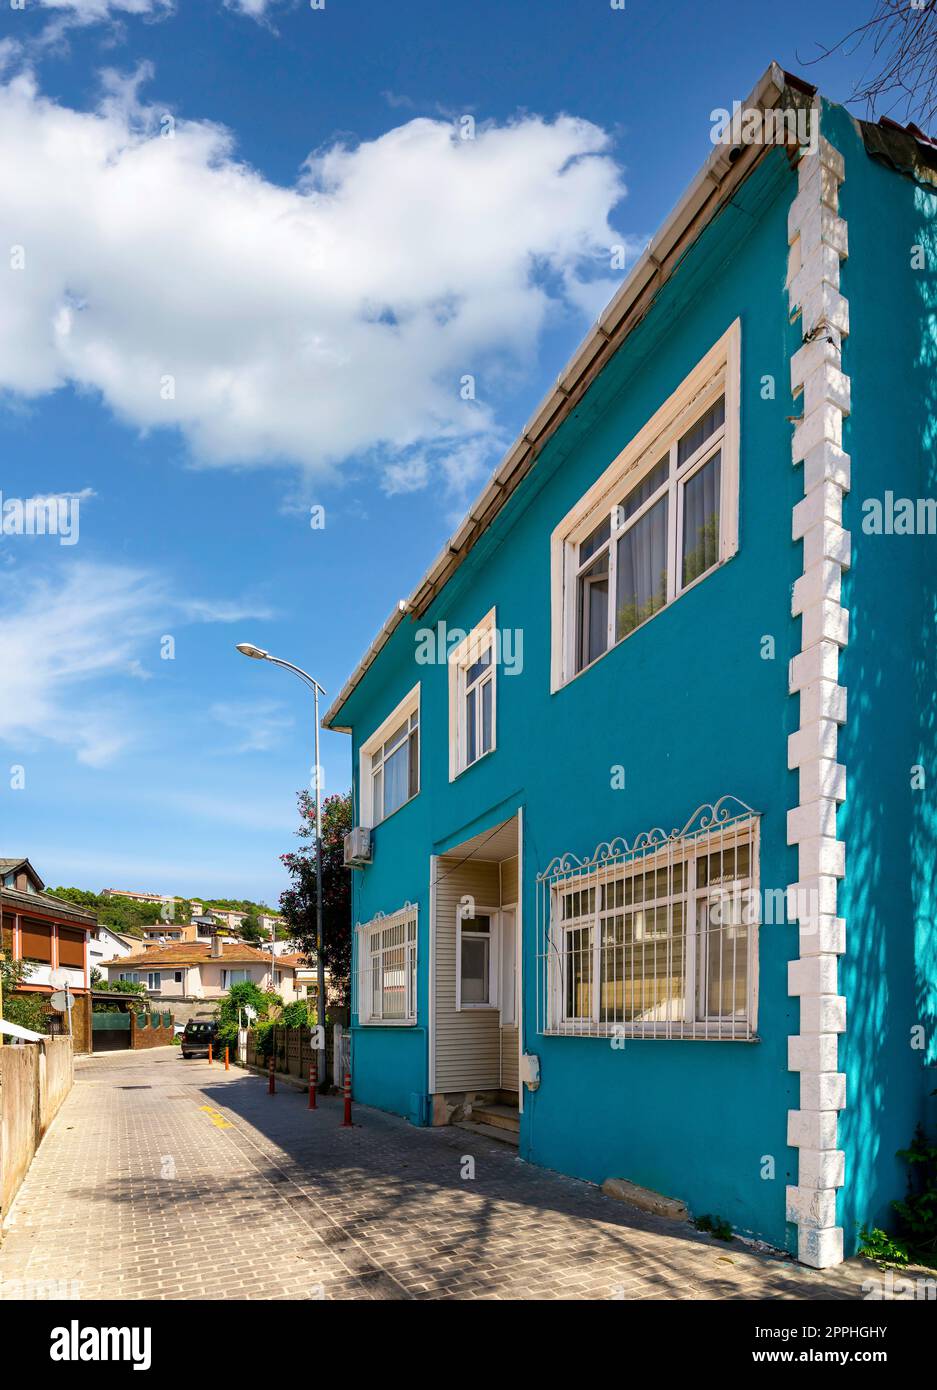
[130,1010,175,1049]
[0,1037,74,1227]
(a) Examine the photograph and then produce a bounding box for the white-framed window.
[359,685,420,828]
[551,321,741,690]
[147,972,160,990]
[119,971,140,984]
[222,968,249,988]
[448,608,496,780]
[539,804,759,1040]
[456,906,500,1010]
[357,905,418,1024]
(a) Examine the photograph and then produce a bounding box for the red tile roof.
[99,942,275,969]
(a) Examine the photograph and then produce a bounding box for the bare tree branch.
[803,2,937,130]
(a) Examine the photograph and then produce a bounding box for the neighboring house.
[101,888,178,907]
[88,924,138,974]
[270,952,333,1008]
[0,857,94,1052]
[99,937,306,1023]
[207,907,284,935]
[207,907,247,930]
[140,923,198,947]
[322,64,937,1270]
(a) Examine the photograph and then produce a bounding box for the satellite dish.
[49,990,74,1012]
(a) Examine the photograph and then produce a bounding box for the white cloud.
[179,597,276,624]
[209,698,294,753]
[0,561,275,765]
[0,64,626,496]
[0,563,166,765]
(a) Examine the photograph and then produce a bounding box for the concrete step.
[454,1119,519,1147]
[465,1103,519,1133]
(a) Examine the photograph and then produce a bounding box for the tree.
[810,2,937,127]
[238,909,266,945]
[1,956,48,1033]
[279,789,352,1006]
[105,978,147,998]
[214,979,280,1055]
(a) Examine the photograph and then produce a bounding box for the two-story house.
[100,937,310,1023]
[1,857,95,1051]
[321,65,937,1268]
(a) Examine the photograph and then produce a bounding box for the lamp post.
[236,642,327,1093]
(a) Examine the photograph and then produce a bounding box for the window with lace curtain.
[551,322,740,690]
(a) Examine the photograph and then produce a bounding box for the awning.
[0,1018,45,1042]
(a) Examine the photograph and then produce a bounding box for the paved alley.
[0,1049,872,1301]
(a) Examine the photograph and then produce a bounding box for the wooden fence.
[246,1025,338,1087]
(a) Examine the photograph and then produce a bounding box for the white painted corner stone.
[786,118,849,1269]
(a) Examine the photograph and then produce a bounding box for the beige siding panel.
[433,856,501,1092]
[500,855,519,905]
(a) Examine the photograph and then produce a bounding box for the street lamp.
[236,642,327,1093]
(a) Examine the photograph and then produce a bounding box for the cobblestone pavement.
[0,1048,874,1300]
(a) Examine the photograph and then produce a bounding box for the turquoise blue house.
[323,64,937,1269]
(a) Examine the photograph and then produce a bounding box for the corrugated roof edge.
[322,60,816,732]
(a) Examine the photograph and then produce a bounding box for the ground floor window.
[457,908,500,1008]
[356,905,418,1023]
[222,969,249,988]
[537,797,759,1040]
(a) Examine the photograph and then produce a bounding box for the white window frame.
[551,320,741,691]
[357,905,418,1026]
[222,968,249,989]
[448,608,497,780]
[546,816,759,1039]
[359,684,420,829]
[147,971,160,990]
[456,904,500,1011]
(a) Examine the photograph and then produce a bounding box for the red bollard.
[341,1070,352,1127]
[268,1053,275,1095]
[208,1042,212,1065]
[308,1057,317,1110]
[224,1046,229,1072]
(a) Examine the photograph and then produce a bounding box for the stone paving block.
[0,1048,874,1302]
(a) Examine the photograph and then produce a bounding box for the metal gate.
[91,1012,131,1051]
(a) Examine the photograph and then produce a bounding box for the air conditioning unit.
[343,826,372,868]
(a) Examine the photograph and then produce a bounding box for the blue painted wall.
[342,141,805,1250]
[339,110,934,1256]
[826,99,937,1252]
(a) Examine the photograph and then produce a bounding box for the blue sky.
[0,0,877,904]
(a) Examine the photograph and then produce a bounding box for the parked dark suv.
[181,1018,219,1059]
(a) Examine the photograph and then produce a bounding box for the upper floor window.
[21,918,52,964]
[448,609,496,779]
[360,685,420,828]
[551,321,740,690]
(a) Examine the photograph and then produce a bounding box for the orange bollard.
[208,1042,212,1065]
[268,1052,275,1094]
[341,1070,352,1127]
[308,1056,317,1110]
[224,1046,229,1072]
